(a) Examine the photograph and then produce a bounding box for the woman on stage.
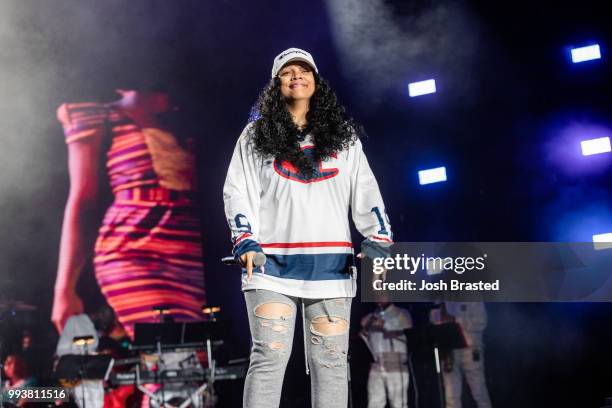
[223,48,393,407]
[52,86,206,338]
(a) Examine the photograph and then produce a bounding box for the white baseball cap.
[271,48,318,78]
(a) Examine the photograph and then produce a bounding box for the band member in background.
[56,314,104,408]
[93,305,132,359]
[2,353,37,392]
[92,306,141,408]
[430,302,492,408]
[52,86,206,338]
[223,47,393,408]
[20,329,48,382]
[361,302,413,408]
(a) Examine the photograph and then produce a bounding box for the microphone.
[221,252,267,267]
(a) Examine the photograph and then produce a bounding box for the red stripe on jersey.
[234,233,253,246]
[372,236,393,243]
[260,241,352,248]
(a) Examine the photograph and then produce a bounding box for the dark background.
[1,1,611,406]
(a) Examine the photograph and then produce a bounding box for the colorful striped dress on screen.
[57,102,206,338]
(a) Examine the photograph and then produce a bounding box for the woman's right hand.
[51,289,84,333]
[240,251,259,281]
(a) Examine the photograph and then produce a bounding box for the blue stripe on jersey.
[233,238,263,258]
[263,253,353,281]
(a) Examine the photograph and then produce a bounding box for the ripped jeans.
[243,289,352,408]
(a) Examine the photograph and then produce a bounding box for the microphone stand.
[156,336,166,408]
[347,353,353,408]
[155,307,167,408]
[80,344,88,408]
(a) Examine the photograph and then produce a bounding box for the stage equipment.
[405,322,467,408]
[571,44,601,63]
[408,79,436,97]
[581,136,611,156]
[418,166,447,185]
[130,320,229,407]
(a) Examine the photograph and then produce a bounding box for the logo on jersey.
[274,146,339,183]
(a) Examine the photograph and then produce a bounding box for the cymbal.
[0,301,37,312]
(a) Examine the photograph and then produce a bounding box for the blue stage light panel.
[418,166,447,185]
[408,79,436,97]
[593,232,612,250]
[580,137,611,156]
[571,44,601,63]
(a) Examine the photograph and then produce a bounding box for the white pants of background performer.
[367,361,410,408]
[443,348,491,408]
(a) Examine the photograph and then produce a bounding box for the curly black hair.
[251,74,360,176]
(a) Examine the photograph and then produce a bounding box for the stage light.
[202,305,221,314]
[418,166,447,185]
[593,232,612,250]
[571,44,601,63]
[202,304,221,321]
[408,79,436,97]
[580,137,611,156]
[72,335,95,346]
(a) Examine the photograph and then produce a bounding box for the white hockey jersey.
[223,122,392,299]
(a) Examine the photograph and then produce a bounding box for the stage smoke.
[324,0,480,107]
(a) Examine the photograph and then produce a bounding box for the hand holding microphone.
[221,251,267,281]
[241,251,266,281]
